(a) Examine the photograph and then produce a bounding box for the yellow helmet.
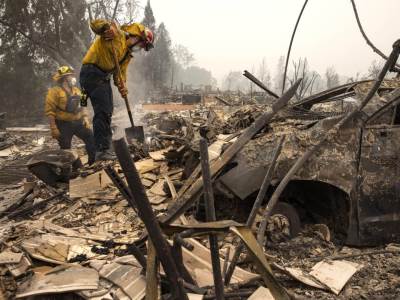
[53,65,75,82]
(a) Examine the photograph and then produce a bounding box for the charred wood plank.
[113,138,188,300]
[199,138,224,300]
[0,188,34,218]
[104,165,138,213]
[145,240,159,300]
[215,96,233,106]
[7,191,65,219]
[243,71,279,99]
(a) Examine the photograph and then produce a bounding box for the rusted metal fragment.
[15,266,99,298]
[76,277,115,299]
[293,80,367,109]
[180,238,257,287]
[230,227,290,300]
[357,124,400,244]
[161,220,243,236]
[93,262,146,300]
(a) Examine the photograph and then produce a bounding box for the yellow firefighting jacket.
[82,19,133,85]
[45,86,87,122]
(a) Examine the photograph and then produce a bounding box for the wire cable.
[350,0,400,72]
[281,0,309,95]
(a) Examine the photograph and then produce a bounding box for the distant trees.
[173,44,195,69]
[273,55,286,94]
[152,23,173,88]
[367,59,383,79]
[222,58,272,93]
[142,0,156,31]
[222,56,346,99]
[325,66,340,89]
[0,0,91,118]
[257,58,272,90]
[177,66,216,87]
[287,58,320,100]
[131,0,216,95]
[86,0,140,24]
[0,0,217,117]
[222,71,248,91]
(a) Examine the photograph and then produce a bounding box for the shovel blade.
[125,126,144,143]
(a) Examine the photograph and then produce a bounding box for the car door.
[358,114,400,244]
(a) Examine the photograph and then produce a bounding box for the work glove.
[117,83,128,99]
[82,117,91,129]
[50,125,60,140]
[103,22,117,41]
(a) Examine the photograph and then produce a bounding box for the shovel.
[110,42,144,143]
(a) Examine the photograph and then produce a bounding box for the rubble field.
[1,79,400,299]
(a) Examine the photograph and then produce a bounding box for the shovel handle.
[123,95,135,127]
[110,41,135,127]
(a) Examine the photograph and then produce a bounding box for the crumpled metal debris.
[0,79,397,299]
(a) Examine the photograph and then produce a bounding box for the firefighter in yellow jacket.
[80,19,154,161]
[45,66,96,165]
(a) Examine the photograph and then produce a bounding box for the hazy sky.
[138,0,399,84]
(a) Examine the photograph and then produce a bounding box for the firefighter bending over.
[80,19,154,161]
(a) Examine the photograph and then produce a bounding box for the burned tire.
[267,202,301,241]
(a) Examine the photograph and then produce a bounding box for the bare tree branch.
[111,0,120,21]
[0,18,69,65]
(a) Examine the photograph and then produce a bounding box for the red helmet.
[143,27,154,51]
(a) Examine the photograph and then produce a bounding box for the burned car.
[216,79,400,246]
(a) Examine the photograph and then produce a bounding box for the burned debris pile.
[1,70,400,299]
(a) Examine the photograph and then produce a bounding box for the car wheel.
[266,202,301,242]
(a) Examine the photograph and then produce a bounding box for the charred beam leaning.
[0,187,34,218]
[200,138,224,300]
[243,71,279,99]
[162,79,302,225]
[104,165,138,213]
[225,136,285,285]
[145,240,159,300]
[113,138,188,300]
[257,39,400,242]
[7,191,65,219]
[215,96,234,106]
[172,236,197,286]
